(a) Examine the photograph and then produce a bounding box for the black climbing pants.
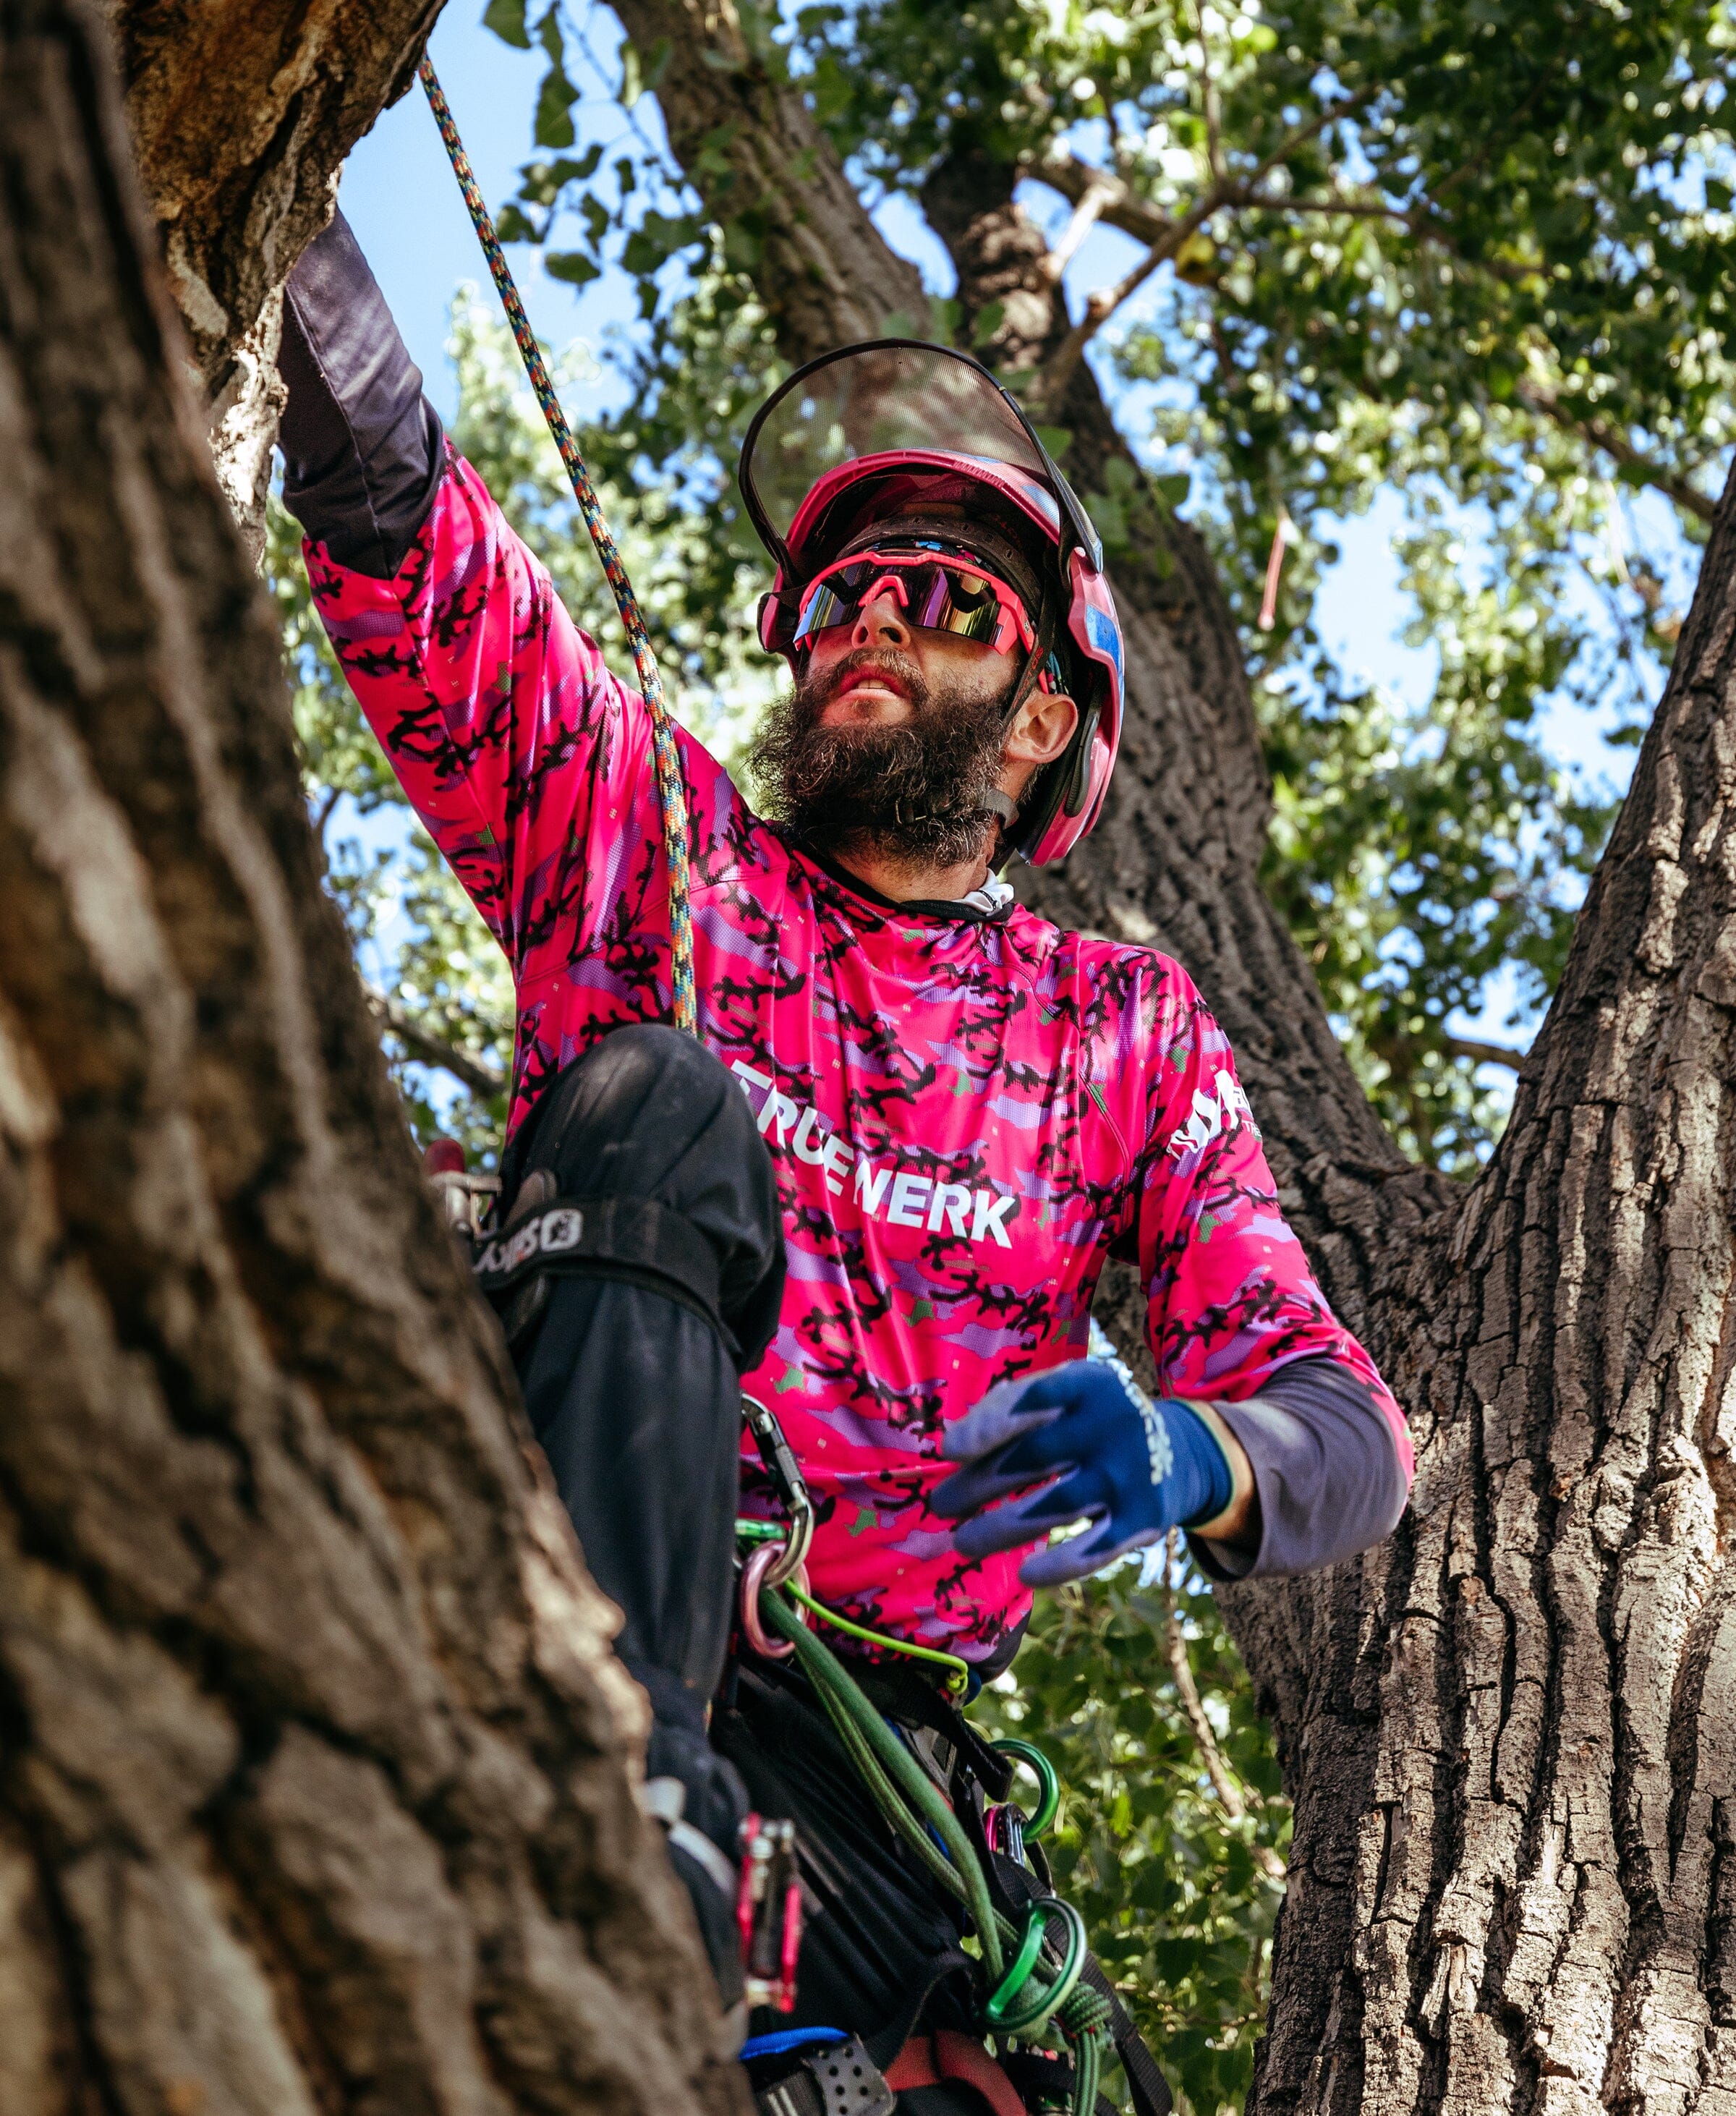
[500,1024,784,1735]
[493,1026,980,2065]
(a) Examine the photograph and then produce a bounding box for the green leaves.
[544,251,600,286]
[618,36,671,109]
[621,210,705,277]
[532,7,578,146]
[533,66,579,148]
[481,0,529,51]
[971,299,1005,348]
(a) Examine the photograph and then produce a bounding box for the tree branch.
[1514,380,1717,527]
[1032,90,1374,407]
[1443,1034,1531,1072]
[367,988,509,1099]
[1191,0,1227,184]
[1032,150,1171,247]
[1029,149,1717,525]
[312,781,342,844]
[1040,174,1117,286]
[1161,1535,1285,1879]
[1032,191,1220,409]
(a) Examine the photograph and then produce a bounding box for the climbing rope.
[755,1581,1115,2112]
[418,60,699,1036]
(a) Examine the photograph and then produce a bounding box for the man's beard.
[751,645,1016,871]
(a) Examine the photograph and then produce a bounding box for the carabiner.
[992,1738,1060,1840]
[743,1393,815,1588]
[741,1542,810,1659]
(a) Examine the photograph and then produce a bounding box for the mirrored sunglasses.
[792,551,1037,656]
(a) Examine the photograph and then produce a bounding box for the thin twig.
[1042,176,1117,286]
[312,783,342,844]
[1033,192,1220,408]
[367,987,509,1099]
[1238,84,1375,205]
[1033,90,1374,407]
[1033,151,1170,247]
[1035,151,1534,284]
[1029,148,1713,527]
[1160,1533,1286,1880]
[1191,0,1227,184]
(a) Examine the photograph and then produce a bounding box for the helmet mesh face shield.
[739,341,1125,868]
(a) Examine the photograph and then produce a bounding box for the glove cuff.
[1170,1398,1237,1528]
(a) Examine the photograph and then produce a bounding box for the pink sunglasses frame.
[792,548,1039,658]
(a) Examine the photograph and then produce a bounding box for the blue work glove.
[930,1360,1236,1588]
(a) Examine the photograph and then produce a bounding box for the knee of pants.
[509,1024,767,1202]
[500,1024,786,1367]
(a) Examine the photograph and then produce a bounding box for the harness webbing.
[418,60,699,1037]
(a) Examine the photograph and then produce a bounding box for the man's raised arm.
[278,208,445,578]
[275,209,684,1030]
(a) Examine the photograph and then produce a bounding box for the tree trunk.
[1320,470,1736,2115]
[0,7,745,2111]
[621,9,1736,2107]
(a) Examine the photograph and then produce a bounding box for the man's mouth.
[835,664,909,704]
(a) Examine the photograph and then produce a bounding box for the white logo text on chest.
[732,1061,1015,1249]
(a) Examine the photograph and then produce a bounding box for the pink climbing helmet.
[739,340,1126,868]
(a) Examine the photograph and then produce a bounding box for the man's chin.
[822,686,911,724]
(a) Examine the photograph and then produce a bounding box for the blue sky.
[336,4,1665,1067]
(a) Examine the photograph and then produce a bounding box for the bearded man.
[279,211,1410,2102]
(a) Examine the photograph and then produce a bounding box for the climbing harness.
[736,1398,1170,2116]
[418,60,698,1037]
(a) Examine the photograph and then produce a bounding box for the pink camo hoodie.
[307,451,1411,1664]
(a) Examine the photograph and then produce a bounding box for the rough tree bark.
[0,5,746,2111]
[109,0,444,545]
[618,7,1736,2109]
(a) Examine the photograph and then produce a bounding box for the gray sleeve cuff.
[278,207,446,577]
[1187,1355,1408,1581]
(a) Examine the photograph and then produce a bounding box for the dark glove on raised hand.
[930,1359,1235,1587]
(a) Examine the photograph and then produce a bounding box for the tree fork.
[0,6,746,2112]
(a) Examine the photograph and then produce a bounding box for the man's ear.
[1004,685,1079,771]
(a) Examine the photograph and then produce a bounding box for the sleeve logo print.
[1165,1067,1261,1163]
[732,1061,1017,1249]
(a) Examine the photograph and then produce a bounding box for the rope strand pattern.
[419,59,698,1036]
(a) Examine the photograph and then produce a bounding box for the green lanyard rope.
[419,60,699,1037]
[757,1584,1114,2107]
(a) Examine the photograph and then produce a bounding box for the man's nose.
[851,591,909,648]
